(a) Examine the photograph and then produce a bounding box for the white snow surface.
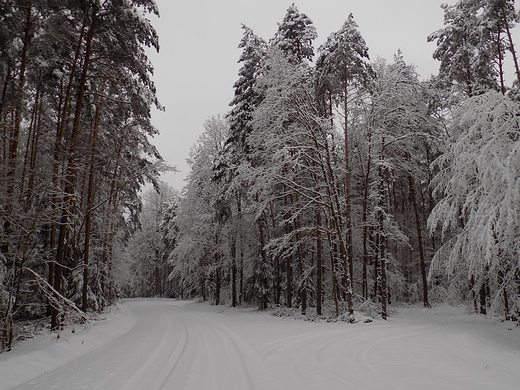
[1,299,520,390]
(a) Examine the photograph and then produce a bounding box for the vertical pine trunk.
[3,4,33,261]
[274,255,281,305]
[408,175,430,308]
[343,72,354,311]
[496,31,506,94]
[52,11,96,329]
[294,197,306,315]
[25,85,43,211]
[231,239,237,307]
[500,1,520,83]
[297,231,306,315]
[82,98,101,311]
[316,210,322,316]
[257,218,269,310]
[283,193,292,308]
[361,147,372,300]
[20,81,39,206]
[378,143,388,320]
[155,261,162,297]
[237,195,244,306]
[215,265,221,305]
[327,235,340,317]
[498,270,510,320]
[479,283,487,315]
[7,3,32,200]
[380,235,388,320]
[48,23,86,315]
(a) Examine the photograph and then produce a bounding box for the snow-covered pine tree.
[226,24,267,157]
[427,0,500,96]
[0,0,163,348]
[270,3,317,64]
[315,13,372,316]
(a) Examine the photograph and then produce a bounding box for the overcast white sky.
[146,0,455,191]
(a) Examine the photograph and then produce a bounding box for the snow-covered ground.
[1,299,519,390]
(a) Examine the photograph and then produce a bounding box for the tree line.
[0,0,163,351]
[170,1,520,322]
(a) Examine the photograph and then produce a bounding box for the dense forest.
[171,2,520,321]
[1,0,520,352]
[0,0,166,351]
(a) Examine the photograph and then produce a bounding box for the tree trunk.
[214,253,221,305]
[500,1,520,84]
[380,234,388,320]
[82,98,101,311]
[52,10,96,329]
[408,175,430,308]
[257,218,269,310]
[155,261,162,297]
[343,72,354,308]
[327,235,340,317]
[316,210,322,316]
[7,3,32,200]
[231,239,237,307]
[237,195,244,306]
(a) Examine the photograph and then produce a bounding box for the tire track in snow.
[161,307,284,390]
[258,322,443,390]
[118,300,190,390]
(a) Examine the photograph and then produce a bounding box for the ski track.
[1,299,520,390]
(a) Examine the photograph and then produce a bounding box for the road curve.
[9,299,282,390]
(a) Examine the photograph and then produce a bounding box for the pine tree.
[428,0,500,96]
[315,13,372,316]
[270,3,317,64]
[226,25,267,156]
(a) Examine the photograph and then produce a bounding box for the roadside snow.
[1,299,519,390]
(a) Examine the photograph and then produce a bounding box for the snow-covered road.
[1,299,519,390]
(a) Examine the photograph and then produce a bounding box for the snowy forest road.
[2,299,520,390]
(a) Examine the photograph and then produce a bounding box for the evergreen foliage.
[0,0,163,351]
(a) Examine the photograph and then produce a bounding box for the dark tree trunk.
[82,98,101,311]
[52,10,96,329]
[409,175,430,308]
[316,210,322,316]
[214,257,221,305]
[343,73,354,308]
[155,261,162,297]
[231,239,237,307]
[500,1,520,83]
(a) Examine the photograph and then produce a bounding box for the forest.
[1,0,520,352]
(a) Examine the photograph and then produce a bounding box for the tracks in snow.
[4,300,520,390]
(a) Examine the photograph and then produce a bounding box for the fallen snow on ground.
[1,299,519,390]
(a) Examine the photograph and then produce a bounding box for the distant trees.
[126,184,178,298]
[171,115,229,303]
[1,1,163,351]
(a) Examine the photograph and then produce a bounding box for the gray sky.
[146,0,454,191]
